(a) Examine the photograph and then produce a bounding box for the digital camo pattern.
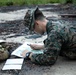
[31,21,76,65]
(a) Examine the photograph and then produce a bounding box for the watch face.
[26,53,29,56]
[25,52,31,60]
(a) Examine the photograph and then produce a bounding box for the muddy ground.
[0,4,76,75]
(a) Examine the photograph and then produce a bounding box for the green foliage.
[73,0,76,4]
[49,0,60,3]
[64,0,73,4]
[6,1,13,6]
[0,0,76,6]
[0,2,3,6]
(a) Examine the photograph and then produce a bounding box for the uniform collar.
[46,21,52,34]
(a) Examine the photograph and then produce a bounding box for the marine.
[23,6,76,65]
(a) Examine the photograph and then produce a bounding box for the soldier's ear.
[35,21,39,26]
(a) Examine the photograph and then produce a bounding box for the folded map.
[11,42,43,58]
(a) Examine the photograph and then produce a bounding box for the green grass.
[0,0,75,6]
[73,0,76,4]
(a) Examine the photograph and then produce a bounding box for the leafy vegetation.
[0,0,75,6]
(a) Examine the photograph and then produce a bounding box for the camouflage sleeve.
[30,31,62,65]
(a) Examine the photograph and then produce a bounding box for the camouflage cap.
[24,6,44,31]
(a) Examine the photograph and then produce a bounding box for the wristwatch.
[25,52,31,60]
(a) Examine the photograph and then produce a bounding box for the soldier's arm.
[29,32,62,65]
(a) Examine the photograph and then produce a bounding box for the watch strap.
[25,52,31,60]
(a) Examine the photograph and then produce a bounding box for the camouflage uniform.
[30,21,76,65]
[24,7,76,65]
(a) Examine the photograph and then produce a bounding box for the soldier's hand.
[30,44,44,50]
[21,50,29,57]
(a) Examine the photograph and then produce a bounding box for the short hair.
[35,15,45,21]
[34,8,45,21]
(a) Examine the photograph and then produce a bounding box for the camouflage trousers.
[60,49,76,59]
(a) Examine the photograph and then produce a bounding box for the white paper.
[11,42,43,57]
[2,59,24,70]
[2,65,22,70]
[5,59,24,65]
[0,39,5,43]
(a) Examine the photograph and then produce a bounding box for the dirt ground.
[0,4,76,75]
